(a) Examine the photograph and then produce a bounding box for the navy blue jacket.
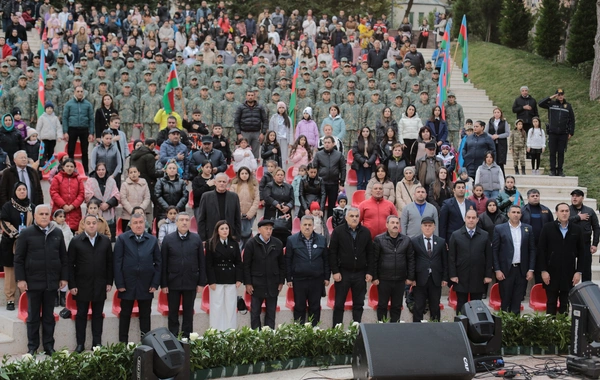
[114,231,161,300]
[439,197,476,242]
[285,232,330,282]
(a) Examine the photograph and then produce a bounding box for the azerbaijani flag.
[458,15,469,83]
[38,140,45,161]
[37,44,46,118]
[288,49,300,130]
[41,154,58,174]
[162,62,180,114]
[436,58,448,120]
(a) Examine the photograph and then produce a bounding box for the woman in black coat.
[298,163,326,217]
[263,168,294,245]
[487,107,510,174]
[191,160,215,221]
[154,160,189,220]
[94,94,118,140]
[0,181,34,310]
[477,199,508,243]
[0,114,25,166]
[351,127,378,191]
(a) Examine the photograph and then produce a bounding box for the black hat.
[425,142,436,150]
[571,189,584,196]
[556,88,565,95]
[258,219,275,227]
[168,128,181,134]
[201,135,213,143]
[421,216,436,224]
[11,107,21,115]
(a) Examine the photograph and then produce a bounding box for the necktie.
[469,230,474,238]
[19,169,26,183]
[426,238,432,257]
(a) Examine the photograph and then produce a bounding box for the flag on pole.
[288,49,300,129]
[163,63,180,114]
[38,141,45,162]
[458,15,469,83]
[37,44,46,118]
[41,154,58,174]
[436,58,448,119]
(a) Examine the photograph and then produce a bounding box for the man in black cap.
[334,35,353,64]
[415,141,443,189]
[538,89,575,177]
[411,216,447,322]
[158,126,189,178]
[512,86,538,134]
[243,218,285,329]
[188,135,227,179]
[569,189,600,282]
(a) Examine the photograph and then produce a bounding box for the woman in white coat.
[398,104,423,165]
[268,101,292,171]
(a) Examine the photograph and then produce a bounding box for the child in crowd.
[331,192,348,228]
[23,128,45,173]
[261,130,282,167]
[310,201,324,235]
[157,206,178,246]
[77,199,111,238]
[51,209,73,307]
[291,165,307,217]
[457,167,473,197]
[317,124,344,153]
[35,101,62,163]
[12,107,28,139]
[288,135,312,176]
[212,123,231,164]
[468,183,488,215]
[526,116,546,175]
[233,137,257,172]
[295,107,320,150]
[259,159,277,205]
[510,119,527,175]
[437,144,455,173]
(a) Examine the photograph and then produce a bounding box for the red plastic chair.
[326,284,353,310]
[346,150,354,166]
[529,283,548,312]
[116,217,124,235]
[201,286,210,313]
[346,169,358,186]
[243,292,280,312]
[66,291,104,320]
[225,165,236,180]
[75,161,88,181]
[157,290,192,316]
[488,283,524,311]
[127,142,134,153]
[351,190,366,208]
[188,191,194,207]
[326,217,333,235]
[64,141,82,159]
[190,216,198,233]
[112,291,139,317]
[152,218,157,236]
[368,284,390,309]
[291,217,301,234]
[285,287,295,310]
[255,166,264,181]
[0,271,4,278]
[286,166,294,184]
[18,292,59,322]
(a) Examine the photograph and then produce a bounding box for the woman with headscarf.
[477,199,508,242]
[84,162,120,238]
[0,182,34,310]
[268,101,292,171]
[0,113,25,166]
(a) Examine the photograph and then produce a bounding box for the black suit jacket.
[492,222,536,277]
[197,190,242,241]
[439,197,476,242]
[411,235,448,287]
[0,165,44,206]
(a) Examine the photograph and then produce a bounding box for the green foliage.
[498,311,571,350]
[534,0,563,59]
[451,0,501,42]
[428,9,436,31]
[567,0,598,65]
[500,0,533,49]
[450,0,472,38]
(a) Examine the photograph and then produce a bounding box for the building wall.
[391,2,447,30]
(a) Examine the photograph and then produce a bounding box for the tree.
[500,0,533,49]
[403,0,415,20]
[567,0,598,64]
[590,0,600,100]
[474,0,502,42]
[535,0,563,59]
[451,0,472,38]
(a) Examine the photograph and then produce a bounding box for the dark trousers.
[118,298,152,342]
[250,294,277,329]
[324,184,339,217]
[167,289,195,338]
[546,288,569,315]
[68,127,90,174]
[456,291,482,315]
[377,280,404,322]
[413,276,442,322]
[26,290,56,351]
[333,270,366,326]
[582,241,592,282]
[42,139,57,162]
[548,133,568,173]
[417,34,429,48]
[75,299,104,346]
[292,278,323,326]
[356,166,371,190]
[529,148,542,170]
[498,265,527,314]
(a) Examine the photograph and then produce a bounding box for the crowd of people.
[0,0,590,356]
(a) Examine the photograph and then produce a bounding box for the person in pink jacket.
[288,135,312,176]
[295,107,319,149]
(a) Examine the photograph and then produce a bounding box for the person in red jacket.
[49,158,85,232]
[359,182,398,239]
[0,37,13,63]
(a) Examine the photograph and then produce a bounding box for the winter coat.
[159,140,189,178]
[285,232,329,282]
[84,175,120,221]
[448,226,493,294]
[261,141,282,168]
[398,114,423,143]
[155,174,189,217]
[372,232,415,282]
[351,139,378,171]
[329,223,374,275]
[189,148,227,179]
[234,101,268,134]
[130,146,162,189]
[469,195,489,216]
[14,223,68,291]
[120,177,151,219]
[259,171,273,200]
[288,145,309,176]
[538,97,575,135]
[365,178,395,204]
[68,232,113,302]
[299,175,326,214]
[496,187,524,215]
[0,117,25,165]
[263,181,294,220]
[160,231,206,290]
[233,146,258,172]
[62,97,95,134]
[512,95,539,125]
[36,112,62,140]
[50,170,85,230]
[526,128,546,150]
[230,180,259,219]
[425,119,448,145]
[113,231,161,300]
[91,142,122,177]
[486,119,510,165]
[313,148,346,185]
[359,197,398,239]
[477,211,508,243]
[197,190,242,241]
[191,174,215,209]
[395,178,420,212]
[320,115,346,141]
[295,119,319,148]
[475,162,504,193]
[206,240,243,284]
[0,165,44,206]
[242,234,285,298]
[386,155,408,186]
[375,118,398,145]
[462,132,496,178]
[537,221,584,291]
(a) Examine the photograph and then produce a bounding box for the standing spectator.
[477,199,508,243]
[401,185,439,238]
[197,173,241,242]
[68,214,113,353]
[526,117,546,175]
[372,215,414,323]
[263,167,294,244]
[0,114,25,166]
[427,167,453,212]
[520,189,553,248]
[511,86,538,134]
[160,212,205,338]
[191,160,215,222]
[130,139,161,206]
[268,102,292,169]
[569,189,600,283]
[396,167,420,212]
[365,165,395,204]
[492,206,535,315]
[411,216,447,322]
[398,105,424,166]
[538,89,575,177]
[329,208,374,326]
[243,219,285,329]
[155,161,189,222]
[334,35,353,63]
[486,108,510,175]
[416,20,430,49]
[359,183,398,239]
[36,101,62,162]
[90,131,122,186]
[205,220,243,331]
[404,44,425,73]
[299,163,326,217]
[538,203,583,314]
[15,204,68,355]
[84,162,120,234]
[114,212,161,342]
[448,209,493,313]
[510,120,527,175]
[474,151,504,200]
[235,91,268,158]
[439,180,476,243]
[0,150,44,206]
[415,141,442,189]
[462,120,495,179]
[444,93,465,148]
[189,136,228,179]
[159,128,189,179]
[50,159,85,232]
[367,40,386,72]
[286,215,330,325]
[119,166,151,233]
[351,127,377,191]
[313,136,346,216]
[433,13,446,46]
[62,86,94,174]
[230,167,259,249]
[496,176,524,216]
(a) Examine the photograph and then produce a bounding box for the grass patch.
[464,42,600,201]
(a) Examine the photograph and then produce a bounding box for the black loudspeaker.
[352,323,476,380]
[133,327,190,380]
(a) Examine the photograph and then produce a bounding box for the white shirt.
[509,222,522,264]
[423,235,433,251]
[18,167,32,200]
[85,232,97,247]
[456,199,466,220]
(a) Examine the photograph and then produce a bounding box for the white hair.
[13,150,27,159]
[35,204,51,213]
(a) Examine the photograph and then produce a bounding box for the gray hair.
[35,204,51,213]
[346,207,360,216]
[520,86,529,91]
[300,215,314,224]
[131,212,145,220]
[14,150,27,159]
[176,212,191,221]
[386,215,400,223]
[215,173,229,181]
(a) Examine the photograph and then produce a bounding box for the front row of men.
[13,201,582,354]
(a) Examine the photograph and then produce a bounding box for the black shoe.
[75,345,85,353]
[559,170,565,177]
[43,346,55,355]
[59,292,66,307]
[6,301,14,311]
[54,292,59,307]
[549,171,556,176]
[27,349,36,355]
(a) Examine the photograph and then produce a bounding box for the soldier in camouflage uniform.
[110,49,124,71]
[314,90,334,127]
[89,67,114,94]
[383,79,404,106]
[405,82,422,105]
[89,82,112,110]
[139,82,163,138]
[102,57,118,84]
[44,76,63,119]
[255,78,271,105]
[340,90,363,152]
[187,62,209,86]
[217,88,241,149]
[390,94,407,122]
[122,58,140,83]
[376,59,396,82]
[230,74,249,103]
[295,85,313,118]
[7,56,23,80]
[359,68,378,91]
[211,64,231,88]
[274,77,291,104]
[265,90,281,121]
[113,70,133,95]
[211,78,226,102]
[423,70,439,104]
[183,75,201,100]
[79,57,95,81]
[355,61,370,83]
[137,71,157,99]
[228,54,248,77]
[359,78,379,105]
[362,91,386,131]
[8,76,35,123]
[114,83,139,139]
[55,53,71,79]
[321,78,339,105]
[400,66,421,93]
[85,50,101,72]
[25,68,37,92]
[396,59,413,82]
[338,78,359,105]
[314,60,329,79]
[415,91,433,124]
[419,61,434,81]
[132,51,147,72]
[63,77,88,107]
[298,71,317,102]
[315,68,334,89]
[189,86,217,126]
[445,92,465,148]
[333,64,358,91]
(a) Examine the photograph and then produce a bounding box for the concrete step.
[536,196,596,211]
[499,174,579,187]
[510,184,586,198]
[505,167,546,175]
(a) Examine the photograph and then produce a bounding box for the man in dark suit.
[439,180,475,243]
[0,150,44,205]
[492,205,535,315]
[411,216,447,322]
[197,173,242,241]
[243,219,285,329]
[448,209,493,314]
